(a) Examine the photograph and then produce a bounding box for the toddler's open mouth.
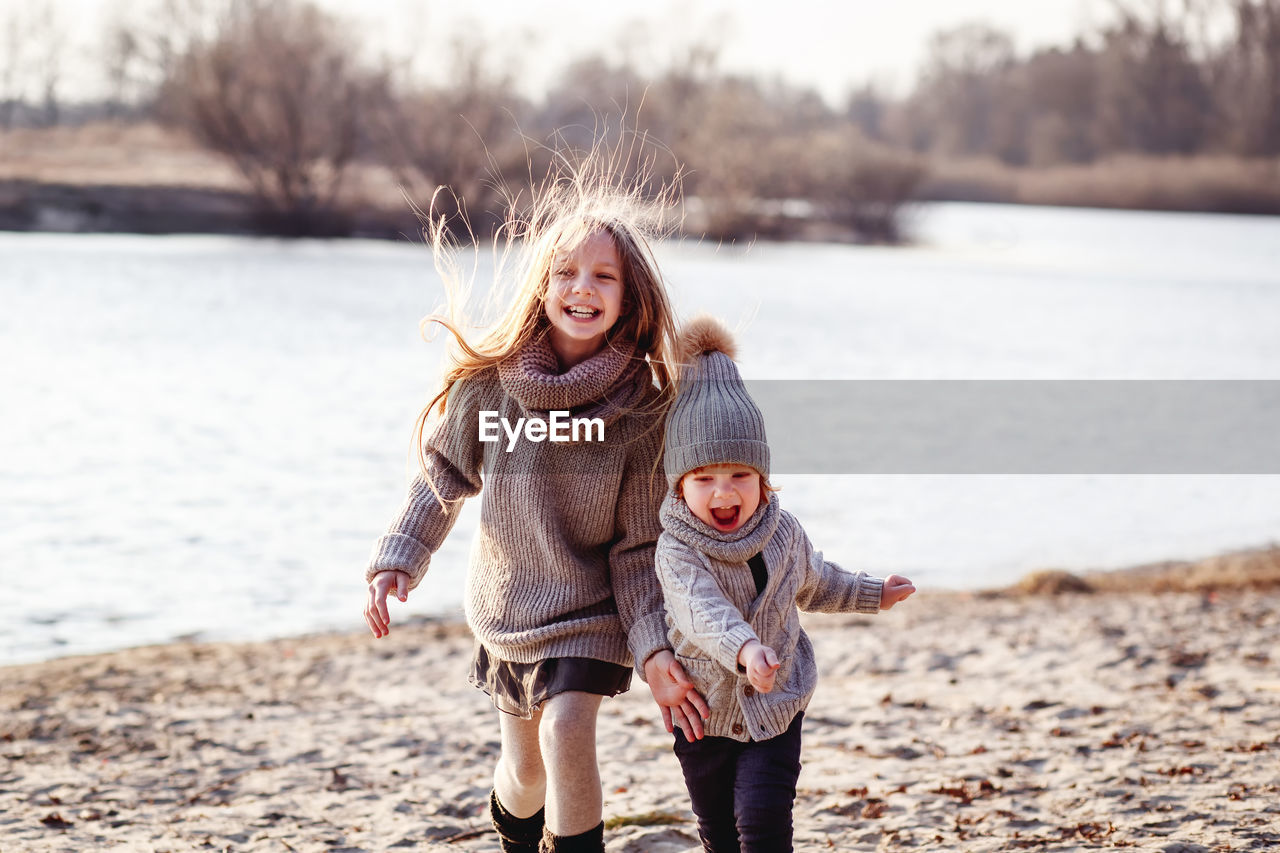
[709,505,740,531]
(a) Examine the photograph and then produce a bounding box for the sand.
[3,578,1279,852]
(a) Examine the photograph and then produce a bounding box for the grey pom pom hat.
[663,316,770,488]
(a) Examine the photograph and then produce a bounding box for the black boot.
[538,821,605,853]
[490,790,545,853]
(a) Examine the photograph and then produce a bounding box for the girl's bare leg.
[495,707,547,818]
[539,691,604,836]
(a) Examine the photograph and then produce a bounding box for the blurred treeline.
[1,0,1278,241]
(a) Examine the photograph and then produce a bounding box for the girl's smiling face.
[679,464,763,533]
[544,229,624,368]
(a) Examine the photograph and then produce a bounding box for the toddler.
[656,316,915,853]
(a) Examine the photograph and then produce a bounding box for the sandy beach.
[3,554,1279,853]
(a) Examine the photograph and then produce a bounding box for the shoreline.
[6,543,1277,672]
[3,553,1279,851]
[3,178,1278,243]
[3,542,1277,676]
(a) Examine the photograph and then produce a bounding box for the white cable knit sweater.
[657,493,884,741]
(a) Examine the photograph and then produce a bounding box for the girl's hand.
[738,640,781,693]
[365,570,410,638]
[880,574,916,610]
[644,650,710,740]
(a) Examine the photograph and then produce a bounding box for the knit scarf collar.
[498,334,650,427]
[660,489,781,564]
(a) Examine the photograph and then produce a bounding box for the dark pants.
[672,712,803,853]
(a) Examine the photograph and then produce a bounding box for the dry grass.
[923,154,1280,215]
[0,121,242,188]
[1004,544,1280,597]
[7,123,1280,224]
[1086,545,1280,593]
[0,121,425,239]
[0,121,408,209]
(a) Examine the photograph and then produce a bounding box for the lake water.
[2,202,1279,665]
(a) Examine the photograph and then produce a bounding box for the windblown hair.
[411,136,683,478]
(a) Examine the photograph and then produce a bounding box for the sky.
[34,0,1112,104]
[323,0,1111,101]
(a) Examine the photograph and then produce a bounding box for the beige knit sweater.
[657,493,884,741]
[366,339,670,676]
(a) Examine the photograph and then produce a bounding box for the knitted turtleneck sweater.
[366,336,670,676]
[657,491,885,741]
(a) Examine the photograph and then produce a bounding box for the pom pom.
[676,315,736,363]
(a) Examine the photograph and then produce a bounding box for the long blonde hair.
[412,140,683,476]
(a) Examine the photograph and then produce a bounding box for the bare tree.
[1093,9,1212,154]
[1219,0,1280,155]
[794,128,928,243]
[160,0,380,234]
[538,56,648,150]
[93,0,224,121]
[30,2,66,126]
[846,84,888,142]
[101,19,145,118]
[0,1,67,129]
[1022,42,1099,164]
[907,23,1019,158]
[0,9,24,130]
[369,34,531,237]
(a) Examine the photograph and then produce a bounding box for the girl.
[362,170,709,853]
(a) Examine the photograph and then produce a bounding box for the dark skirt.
[468,643,633,719]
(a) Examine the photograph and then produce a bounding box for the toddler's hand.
[738,640,781,694]
[365,570,410,638]
[881,574,916,610]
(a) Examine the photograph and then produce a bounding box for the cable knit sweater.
[365,337,670,677]
[656,492,884,741]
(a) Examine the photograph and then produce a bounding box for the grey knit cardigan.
[656,498,884,741]
[365,356,670,678]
